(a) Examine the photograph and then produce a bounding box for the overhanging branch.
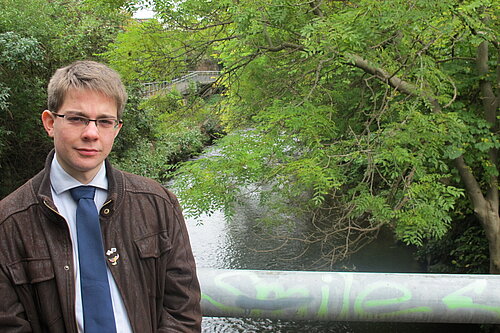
[347,53,442,113]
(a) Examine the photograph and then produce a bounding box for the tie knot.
[70,186,96,201]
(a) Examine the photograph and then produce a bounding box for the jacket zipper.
[42,199,79,333]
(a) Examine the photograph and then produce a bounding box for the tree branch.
[258,42,305,52]
[183,21,233,31]
[453,156,487,215]
[308,0,324,17]
[347,53,442,113]
[436,56,476,63]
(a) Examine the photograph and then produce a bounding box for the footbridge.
[198,268,500,324]
[142,71,220,96]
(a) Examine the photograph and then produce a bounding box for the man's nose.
[81,120,100,138]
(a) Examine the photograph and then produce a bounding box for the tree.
[102,19,185,83]
[101,11,221,83]
[0,32,43,184]
[132,0,498,271]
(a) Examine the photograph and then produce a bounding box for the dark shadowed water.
[184,202,483,333]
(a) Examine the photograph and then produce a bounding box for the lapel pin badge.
[106,248,120,266]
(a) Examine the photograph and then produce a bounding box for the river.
[183,198,483,332]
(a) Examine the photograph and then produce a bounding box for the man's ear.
[113,123,122,139]
[41,110,55,137]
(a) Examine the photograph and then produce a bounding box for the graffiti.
[199,268,500,323]
[235,295,313,313]
[353,281,431,319]
[442,280,500,316]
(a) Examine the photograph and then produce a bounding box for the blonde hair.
[47,60,127,119]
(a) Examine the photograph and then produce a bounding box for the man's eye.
[66,116,86,123]
[98,119,115,127]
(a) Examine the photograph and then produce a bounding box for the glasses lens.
[65,115,88,126]
[97,119,118,129]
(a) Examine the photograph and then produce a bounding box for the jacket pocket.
[134,230,172,259]
[7,257,54,285]
[134,231,172,299]
[6,258,64,330]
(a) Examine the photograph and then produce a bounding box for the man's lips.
[76,148,100,156]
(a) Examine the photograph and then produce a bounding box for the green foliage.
[0,29,50,197]
[111,128,206,181]
[110,88,218,182]
[0,32,44,170]
[459,112,500,179]
[172,130,278,218]
[449,225,489,273]
[101,19,183,83]
[120,0,498,264]
[417,216,489,274]
[102,1,221,83]
[0,32,42,69]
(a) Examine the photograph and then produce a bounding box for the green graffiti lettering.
[338,274,353,320]
[354,281,431,319]
[201,293,243,313]
[318,285,329,317]
[442,280,500,317]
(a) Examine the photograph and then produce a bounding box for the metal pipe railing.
[142,71,220,96]
[198,268,500,323]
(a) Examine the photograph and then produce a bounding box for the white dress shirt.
[50,155,133,333]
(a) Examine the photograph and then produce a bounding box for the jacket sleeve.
[0,266,32,332]
[158,191,202,333]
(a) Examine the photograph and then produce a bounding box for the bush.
[416,216,489,274]
[110,88,221,183]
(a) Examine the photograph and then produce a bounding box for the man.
[0,61,202,332]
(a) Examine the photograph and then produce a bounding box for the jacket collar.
[35,149,124,217]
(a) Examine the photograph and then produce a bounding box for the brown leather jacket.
[0,151,201,332]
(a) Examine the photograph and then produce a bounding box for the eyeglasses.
[51,112,122,130]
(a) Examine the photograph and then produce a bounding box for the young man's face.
[41,88,121,184]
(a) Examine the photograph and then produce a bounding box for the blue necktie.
[70,186,117,333]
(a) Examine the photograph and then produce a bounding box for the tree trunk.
[475,40,500,274]
[479,203,500,274]
[453,155,499,274]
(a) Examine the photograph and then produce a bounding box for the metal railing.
[142,71,220,96]
[198,268,500,323]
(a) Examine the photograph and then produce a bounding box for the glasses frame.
[50,111,123,130]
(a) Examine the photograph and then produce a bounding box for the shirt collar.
[50,153,108,195]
